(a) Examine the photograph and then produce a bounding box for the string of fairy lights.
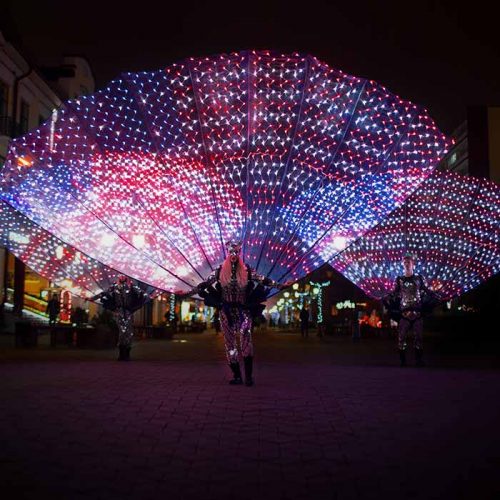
[309,280,331,323]
[5,50,496,302]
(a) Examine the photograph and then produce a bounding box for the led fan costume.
[191,240,284,386]
[0,199,138,298]
[330,171,500,302]
[90,275,152,360]
[0,51,451,297]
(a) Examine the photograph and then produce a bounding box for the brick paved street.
[1,329,499,500]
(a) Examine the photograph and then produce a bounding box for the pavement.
[1,324,500,500]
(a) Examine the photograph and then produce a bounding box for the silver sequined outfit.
[94,283,149,348]
[393,275,428,351]
[112,284,132,347]
[200,262,277,363]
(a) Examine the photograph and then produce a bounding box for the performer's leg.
[116,312,125,360]
[240,310,254,386]
[117,310,133,361]
[413,317,424,366]
[220,308,242,384]
[398,318,411,366]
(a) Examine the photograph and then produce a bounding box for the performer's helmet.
[225,239,242,257]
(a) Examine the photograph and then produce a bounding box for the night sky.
[2,0,499,134]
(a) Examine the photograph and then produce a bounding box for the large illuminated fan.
[0,51,450,295]
[330,170,500,299]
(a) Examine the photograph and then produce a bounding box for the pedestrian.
[212,309,221,334]
[299,306,309,337]
[46,293,60,326]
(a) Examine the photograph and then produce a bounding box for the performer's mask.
[226,240,242,262]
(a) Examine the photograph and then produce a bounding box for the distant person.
[212,309,221,334]
[366,309,381,337]
[368,309,381,329]
[299,306,310,337]
[46,294,60,326]
[171,312,179,333]
[164,310,179,333]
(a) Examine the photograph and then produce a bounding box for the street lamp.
[309,280,330,335]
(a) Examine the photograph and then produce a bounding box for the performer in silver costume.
[385,254,435,367]
[89,275,153,361]
[188,240,287,386]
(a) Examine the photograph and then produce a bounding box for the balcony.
[0,116,26,138]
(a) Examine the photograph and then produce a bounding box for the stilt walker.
[384,253,437,367]
[188,240,287,386]
[89,275,154,361]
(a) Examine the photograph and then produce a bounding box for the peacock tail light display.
[3,50,494,300]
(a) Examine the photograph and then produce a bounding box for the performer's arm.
[250,268,287,289]
[86,283,115,302]
[419,275,441,307]
[132,285,155,301]
[393,277,401,297]
[419,275,432,295]
[181,270,219,298]
[383,278,399,309]
[199,271,218,289]
[148,289,163,300]
[87,290,106,302]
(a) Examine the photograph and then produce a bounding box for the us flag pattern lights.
[0,50,461,297]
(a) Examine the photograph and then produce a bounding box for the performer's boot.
[415,348,424,367]
[229,362,243,385]
[399,349,407,367]
[124,346,131,361]
[243,356,254,387]
[117,345,125,361]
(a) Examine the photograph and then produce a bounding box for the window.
[0,81,9,136]
[448,152,457,166]
[0,80,8,117]
[19,100,30,135]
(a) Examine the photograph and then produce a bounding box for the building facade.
[0,30,95,318]
[439,106,500,183]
